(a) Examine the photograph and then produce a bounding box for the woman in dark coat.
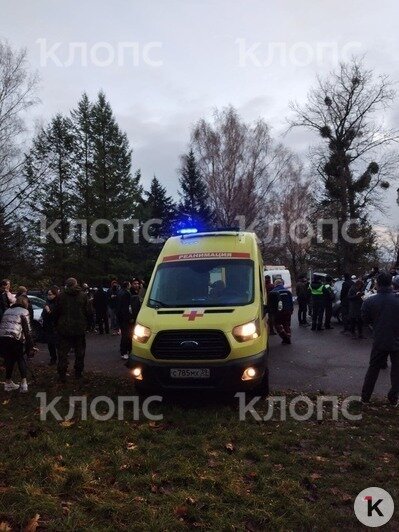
[348,279,364,339]
[42,287,59,365]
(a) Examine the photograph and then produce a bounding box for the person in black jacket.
[361,272,399,405]
[117,281,133,360]
[107,281,120,334]
[42,287,59,365]
[348,279,364,339]
[296,275,309,326]
[93,285,110,335]
[340,273,354,334]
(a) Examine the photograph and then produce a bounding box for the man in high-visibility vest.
[309,276,327,331]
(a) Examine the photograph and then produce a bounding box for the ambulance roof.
[158,231,259,263]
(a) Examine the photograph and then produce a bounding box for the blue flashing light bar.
[176,228,198,235]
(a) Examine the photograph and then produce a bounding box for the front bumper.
[127,350,268,391]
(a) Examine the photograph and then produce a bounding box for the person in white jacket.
[0,295,35,392]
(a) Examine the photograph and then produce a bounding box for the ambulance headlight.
[232,319,260,342]
[133,323,151,343]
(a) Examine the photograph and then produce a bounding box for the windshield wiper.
[148,297,170,308]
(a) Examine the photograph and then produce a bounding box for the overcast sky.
[2,0,399,226]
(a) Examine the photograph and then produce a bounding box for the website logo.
[354,487,394,527]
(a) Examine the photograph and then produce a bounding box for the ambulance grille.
[151,330,231,360]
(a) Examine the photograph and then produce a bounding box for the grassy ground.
[0,367,398,531]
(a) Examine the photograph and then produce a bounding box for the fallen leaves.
[329,487,352,505]
[61,501,72,516]
[23,514,40,532]
[59,419,75,428]
[0,523,12,532]
[174,505,189,518]
[126,442,137,451]
[150,482,174,495]
[225,442,235,454]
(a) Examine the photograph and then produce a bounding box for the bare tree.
[191,106,292,227]
[0,41,39,219]
[289,58,399,273]
[258,157,313,278]
[376,226,399,269]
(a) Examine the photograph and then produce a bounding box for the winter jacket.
[340,280,353,307]
[107,286,119,310]
[54,286,91,337]
[309,281,327,300]
[296,281,309,301]
[93,289,108,313]
[323,283,335,304]
[41,298,58,343]
[0,304,34,351]
[348,285,364,319]
[265,281,274,296]
[361,287,399,351]
[116,289,134,325]
[269,285,293,314]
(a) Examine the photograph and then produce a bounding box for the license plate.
[170,368,210,379]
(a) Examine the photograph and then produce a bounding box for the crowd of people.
[265,266,399,345]
[0,267,398,405]
[0,277,145,391]
[265,266,399,406]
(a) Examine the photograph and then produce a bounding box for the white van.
[264,266,292,292]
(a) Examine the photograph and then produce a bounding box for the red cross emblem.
[183,309,205,321]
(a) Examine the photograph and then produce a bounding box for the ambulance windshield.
[148,259,254,308]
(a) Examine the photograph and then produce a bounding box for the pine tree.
[177,149,213,230]
[27,114,76,280]
[90,91,142,273]
[91,92,138,220]
[145,176,176,242]
[71,93,95,260]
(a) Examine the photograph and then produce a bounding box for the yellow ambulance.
[129,229,269,392]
